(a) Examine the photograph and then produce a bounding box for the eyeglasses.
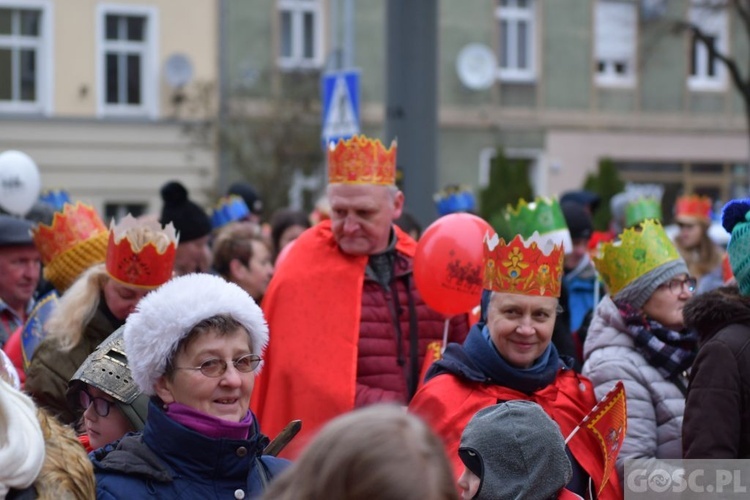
[658,277,697,295]
[79,389,115,418]
[173,353,262,378]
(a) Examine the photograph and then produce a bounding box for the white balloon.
[0,150,41,216]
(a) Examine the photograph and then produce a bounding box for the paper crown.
[675,194,712,222]
[593,219,681,296]
[31,202,109,292]
[625,197,662,228]
[106,215,178,289]
[483,232,564,297]
[211,195,250,230]
[327,135,397,185]
[39,189,72,212]
[494,197,572,254]
[434,185,476,216]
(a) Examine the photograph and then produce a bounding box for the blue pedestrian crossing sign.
[321,70,360,148]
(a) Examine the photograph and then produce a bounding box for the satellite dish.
[164,53,194,88]
[456,44,497,91]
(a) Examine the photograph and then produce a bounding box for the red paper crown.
[675,195,711,221]
[105,215,177,289]
[327,135,397,185]
[31,202,110,291]
[483,233,564,297]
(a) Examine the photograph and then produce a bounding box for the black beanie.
[561,201,593,241]
[159,181,212,243]
[227,181,263,216]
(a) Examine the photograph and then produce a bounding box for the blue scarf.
[463,324,562,394]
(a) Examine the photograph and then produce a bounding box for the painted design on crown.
[106,215,178,289]
[593,219,681,296]
[483,232,564,298]
[495,197,572,253]
[675,194,712,222]
[327,135,397,185]
[211,195,250,229]
[625,196,662,228]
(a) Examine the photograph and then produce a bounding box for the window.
[97,4,158,118]
[495,0,535,82]
[0,1,52,113]
[687,1,728,91]
[277,0,323,70]
[594,1,636,87]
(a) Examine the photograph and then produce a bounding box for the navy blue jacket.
[92,401,289,499]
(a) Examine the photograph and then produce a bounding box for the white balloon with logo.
[0,150,41,216]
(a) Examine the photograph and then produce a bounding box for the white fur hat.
[123,273,269,396]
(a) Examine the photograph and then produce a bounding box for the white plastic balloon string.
[441,318,450,355]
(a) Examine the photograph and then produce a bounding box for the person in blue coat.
[91,273,289,499]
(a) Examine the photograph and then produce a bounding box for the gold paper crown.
[31,202,109,292]
[106,215,178,289]
[593,219,681,296]
[327,135,397,185]
[483,232,564,298]
[675,194,712,222]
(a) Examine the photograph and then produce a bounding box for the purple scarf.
[164,402,253,440]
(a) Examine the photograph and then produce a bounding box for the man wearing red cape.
[409,232,622,499]
[251,135,468,457]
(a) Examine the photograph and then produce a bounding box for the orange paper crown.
[106,215,178,289]
[482,232,564,297]
[31,202,109,292]
[327,135,397,185]
[675,194,712,222]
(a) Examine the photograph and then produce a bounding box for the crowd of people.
[0,133,746,499]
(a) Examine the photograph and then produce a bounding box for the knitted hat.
[159,181,211,243]
[227,182,264,216]
[614,259,688,309]
[561,201,593,241]
[458,401,571,500]
[722,199,750,295]
[123,273,269,396]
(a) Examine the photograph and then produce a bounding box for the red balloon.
[414,213,492,317]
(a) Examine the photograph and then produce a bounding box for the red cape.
[251,220,417,457]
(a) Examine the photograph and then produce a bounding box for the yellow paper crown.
[31,202,109,292]
[327,135,397,185]
[483,232,564,298]
[593,219,681,296]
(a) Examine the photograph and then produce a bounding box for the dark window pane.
[126,54,141,104]
[303,12,314,59]
[518,0,529,8]
[106,53,119,103]
[500,20,509,68]
[597,60,606,73]
[706,36,717,77]
[20,10,39,36]
[19,49,35,101]
[517,21,527,69]
[280,12,292,58]
[690,36,698,76]
[106,15,119,40]
[0,8,11,35]
[0,48,11,100]
[126,16,144,41]
[615,61,626,74]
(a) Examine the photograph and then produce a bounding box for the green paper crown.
[625,197,662,228]
[494,197,572,253]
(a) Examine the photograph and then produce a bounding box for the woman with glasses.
[91,273,289,499]
[583,220,698,478]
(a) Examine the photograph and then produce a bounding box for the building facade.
[0,0,217,219]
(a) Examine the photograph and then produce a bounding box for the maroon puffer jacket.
[355,251,469,407]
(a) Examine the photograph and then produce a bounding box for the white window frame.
[0,0,53,115]
[277,0,324,70]
[495,0,536,83]
[687,1,728,92]
[96,3,159,119]
[594,0,637,88]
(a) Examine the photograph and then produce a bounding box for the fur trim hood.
[683,286,750,342]
[124,273,269,395]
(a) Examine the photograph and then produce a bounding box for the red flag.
[566,381,627,497]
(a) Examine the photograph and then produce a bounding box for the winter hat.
[561,201,593,241]
[123,273,269,396]
[458,401,571,500]
[0,215,34,247]
[227,181,264,216]
[722,199,750,295]
[159,181,212,243]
